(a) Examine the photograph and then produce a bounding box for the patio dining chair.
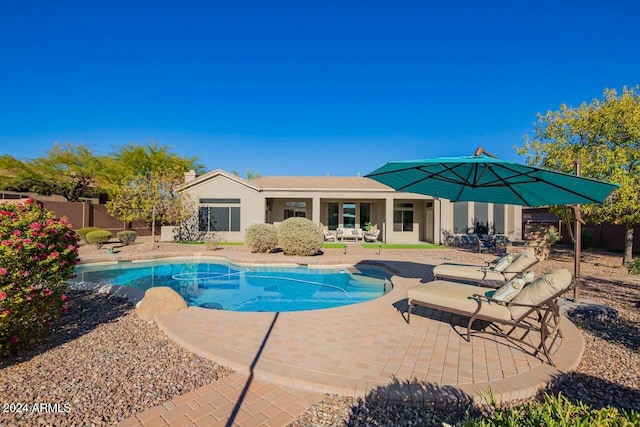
[474,234,496,253]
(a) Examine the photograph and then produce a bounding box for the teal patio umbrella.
[366,148,620,298]
[365,152,618,207]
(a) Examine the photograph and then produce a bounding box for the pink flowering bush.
[0,199,79,356]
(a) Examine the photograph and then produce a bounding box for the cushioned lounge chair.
[364,228,380,242]
[406,269,574,365]
[319,223,336,241]
[433,250,539,285]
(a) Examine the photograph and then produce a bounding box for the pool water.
[71,260,391,312]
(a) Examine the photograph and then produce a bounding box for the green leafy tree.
[517,86,640,265]
[105,143,204,241]
[0,143,102,202]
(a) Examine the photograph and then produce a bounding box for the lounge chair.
[364,227,380,242]
[406,269,574,365]
[433,250,538,285]
[319,223,336,241]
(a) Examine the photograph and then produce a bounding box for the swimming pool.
[71,259,392,312]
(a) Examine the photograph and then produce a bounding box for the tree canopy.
[0,143,103,202]
[517,86,640,264]
[103,143,205,240]
[0,142,205,201]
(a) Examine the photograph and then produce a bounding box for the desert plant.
[204,233,222,251]
[461,391,640,426]
[76,226,101,244]
[117,230,138,246]
[278,217,324,256]
[628,258,640,275]
[548,225,561,245]
[245,223,279,253]
[85,230,112,248]
[173,207,207,242]
[0,198,79,355]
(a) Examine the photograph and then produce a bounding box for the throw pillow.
[494,255,514,272]
[492,275,526,302]
[505,250,538,274]
[509,269,572,319]
[522,271,535,283]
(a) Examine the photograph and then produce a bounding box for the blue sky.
[1,1,639,176]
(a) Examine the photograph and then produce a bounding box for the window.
[360,203,371,228]
[198,199,241,232]
[284,201,306,219]
[284,210,306,219]
[393,202,414,232]
[343,203,356,228]
[327,203,338,230]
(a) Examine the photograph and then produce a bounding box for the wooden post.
[574,160,582,300]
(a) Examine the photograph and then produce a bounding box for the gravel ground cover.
[2,238,638,426]
[0,291,232,426]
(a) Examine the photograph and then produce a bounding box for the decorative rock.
[136,287,188,321]
[558,297,619,321]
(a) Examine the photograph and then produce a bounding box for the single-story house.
[171,169,522,244]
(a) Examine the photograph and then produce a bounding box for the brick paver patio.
[104,246,584,426]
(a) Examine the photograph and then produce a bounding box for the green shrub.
[628,258,640,275]
[0,198,79,356]
[77,226,101,244]
[548,226,561,245]
[245,223,279,253]
[86,230,112,248]
[205,233,221,251]
[117,230,138,246]
[278,218,323,256]
[461,392,640,426]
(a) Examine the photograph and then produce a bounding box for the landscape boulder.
[136,286,188,321]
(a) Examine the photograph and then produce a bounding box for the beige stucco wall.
[181,175,264,242]
[179,171,522,244]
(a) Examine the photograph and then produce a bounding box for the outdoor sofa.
[406,268,574,365]
[336,228,364,242]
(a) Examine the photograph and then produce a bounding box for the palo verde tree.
[517,86,640,265]
[0,143,103,202]
[104,143,204,241]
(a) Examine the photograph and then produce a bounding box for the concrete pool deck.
[105,246,584,426]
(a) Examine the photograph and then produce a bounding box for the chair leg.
[466,316,475,341]
[407,302,414,324]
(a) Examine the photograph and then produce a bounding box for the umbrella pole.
[574,161,582,300]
